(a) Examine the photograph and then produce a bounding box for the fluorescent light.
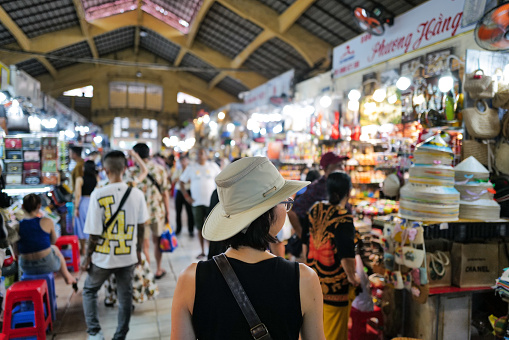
[388,94,398,104]
[319,95,332,108]
[413,94,425,105]
[202,115,210,124]
[438,70,454,93]
[227,123,235,132]
[396,76,412,91]
[218,112,225,120]
[93,136,103,144]
[162,137,170,146]
[373,88,386,102]
[348,100,359,111]
[168,136,179,147]
[348,89,361,101]
[3,186,51,195]
[273,124,283,134]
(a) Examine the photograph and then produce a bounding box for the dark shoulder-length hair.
[327,171,352,205]
[222,207,278,251]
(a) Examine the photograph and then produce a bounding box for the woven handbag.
[502,111,509,139]
[496,140,509,175]
[462,139,495,168]
[463,100,501,139]
[494,85,509,109]
[464,69,493,99]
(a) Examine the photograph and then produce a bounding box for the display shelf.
[429,286,492,295]
[352,181,383,185]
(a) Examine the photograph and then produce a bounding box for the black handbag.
[0,176,12,208]
[213,254,273,340]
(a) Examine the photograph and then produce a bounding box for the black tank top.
[193,256,303,340]
[82,175,97,196]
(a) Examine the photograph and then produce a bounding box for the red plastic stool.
[3,279,52,339]
[55,235,80,272]
[349,306,383,340]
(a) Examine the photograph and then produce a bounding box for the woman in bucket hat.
[171,157,326,340]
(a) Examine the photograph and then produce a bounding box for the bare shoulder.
[39,217,53,226]
[299,262,318,281]
[39,217,54,232]
[175,263,198,312]
[179,262,198,281]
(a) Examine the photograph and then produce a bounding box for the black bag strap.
[103,187,132,232]
[213,254,272,340]
[146,173,162,194]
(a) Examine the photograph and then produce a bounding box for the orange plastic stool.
[3,279,52,339]
[55,235,80,272]
[349,306,383,340]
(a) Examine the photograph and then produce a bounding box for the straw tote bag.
[464,69,495,99]
[502,111,509,139]
[494,85,509,110]
[463,100,501,139]
[496,140,509,175]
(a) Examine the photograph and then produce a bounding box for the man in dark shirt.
[288,152,347,244]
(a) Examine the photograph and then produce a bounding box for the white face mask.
[300,173,307,181]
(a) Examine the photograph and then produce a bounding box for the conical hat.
[455,156,490,175]
[416,135,453,154]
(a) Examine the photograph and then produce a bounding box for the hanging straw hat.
[202,156,310,241]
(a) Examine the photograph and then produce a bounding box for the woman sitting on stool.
[17,194,77,287]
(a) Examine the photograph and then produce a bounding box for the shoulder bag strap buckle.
[251,323,270,339]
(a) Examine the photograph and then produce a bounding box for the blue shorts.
[20,248,61,275]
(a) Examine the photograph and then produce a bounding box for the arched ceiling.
[0,0,428,107]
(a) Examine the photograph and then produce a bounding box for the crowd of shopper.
[15,144,359,340]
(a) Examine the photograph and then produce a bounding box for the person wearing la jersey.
[81,151,149,340]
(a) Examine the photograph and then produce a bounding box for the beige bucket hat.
[202,156,310,241]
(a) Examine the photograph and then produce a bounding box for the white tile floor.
[49,201,201,339]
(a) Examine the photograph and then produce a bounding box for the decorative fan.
[353,5,394,36]
[475,2,509,51]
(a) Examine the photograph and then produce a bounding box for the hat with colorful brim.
[416,135,453,154]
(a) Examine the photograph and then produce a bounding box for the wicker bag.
[463,100,501,139]
[464,69,493,99]
[502,112,509,139]
[496,140,509,175]
[462,139,495,169]
[494,85,509,109]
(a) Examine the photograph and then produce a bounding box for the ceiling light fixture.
[396,63,426,91]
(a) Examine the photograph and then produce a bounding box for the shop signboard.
[332,0,471,79]
[243,69,294,111]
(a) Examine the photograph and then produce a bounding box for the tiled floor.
[49,204,201,340]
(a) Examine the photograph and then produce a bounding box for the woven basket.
[463,100,501,139]
[496,141,509,175]
[494,85,509,109]
[464,69,492,99]
[462,139,492,166]
[502,112,509,139]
